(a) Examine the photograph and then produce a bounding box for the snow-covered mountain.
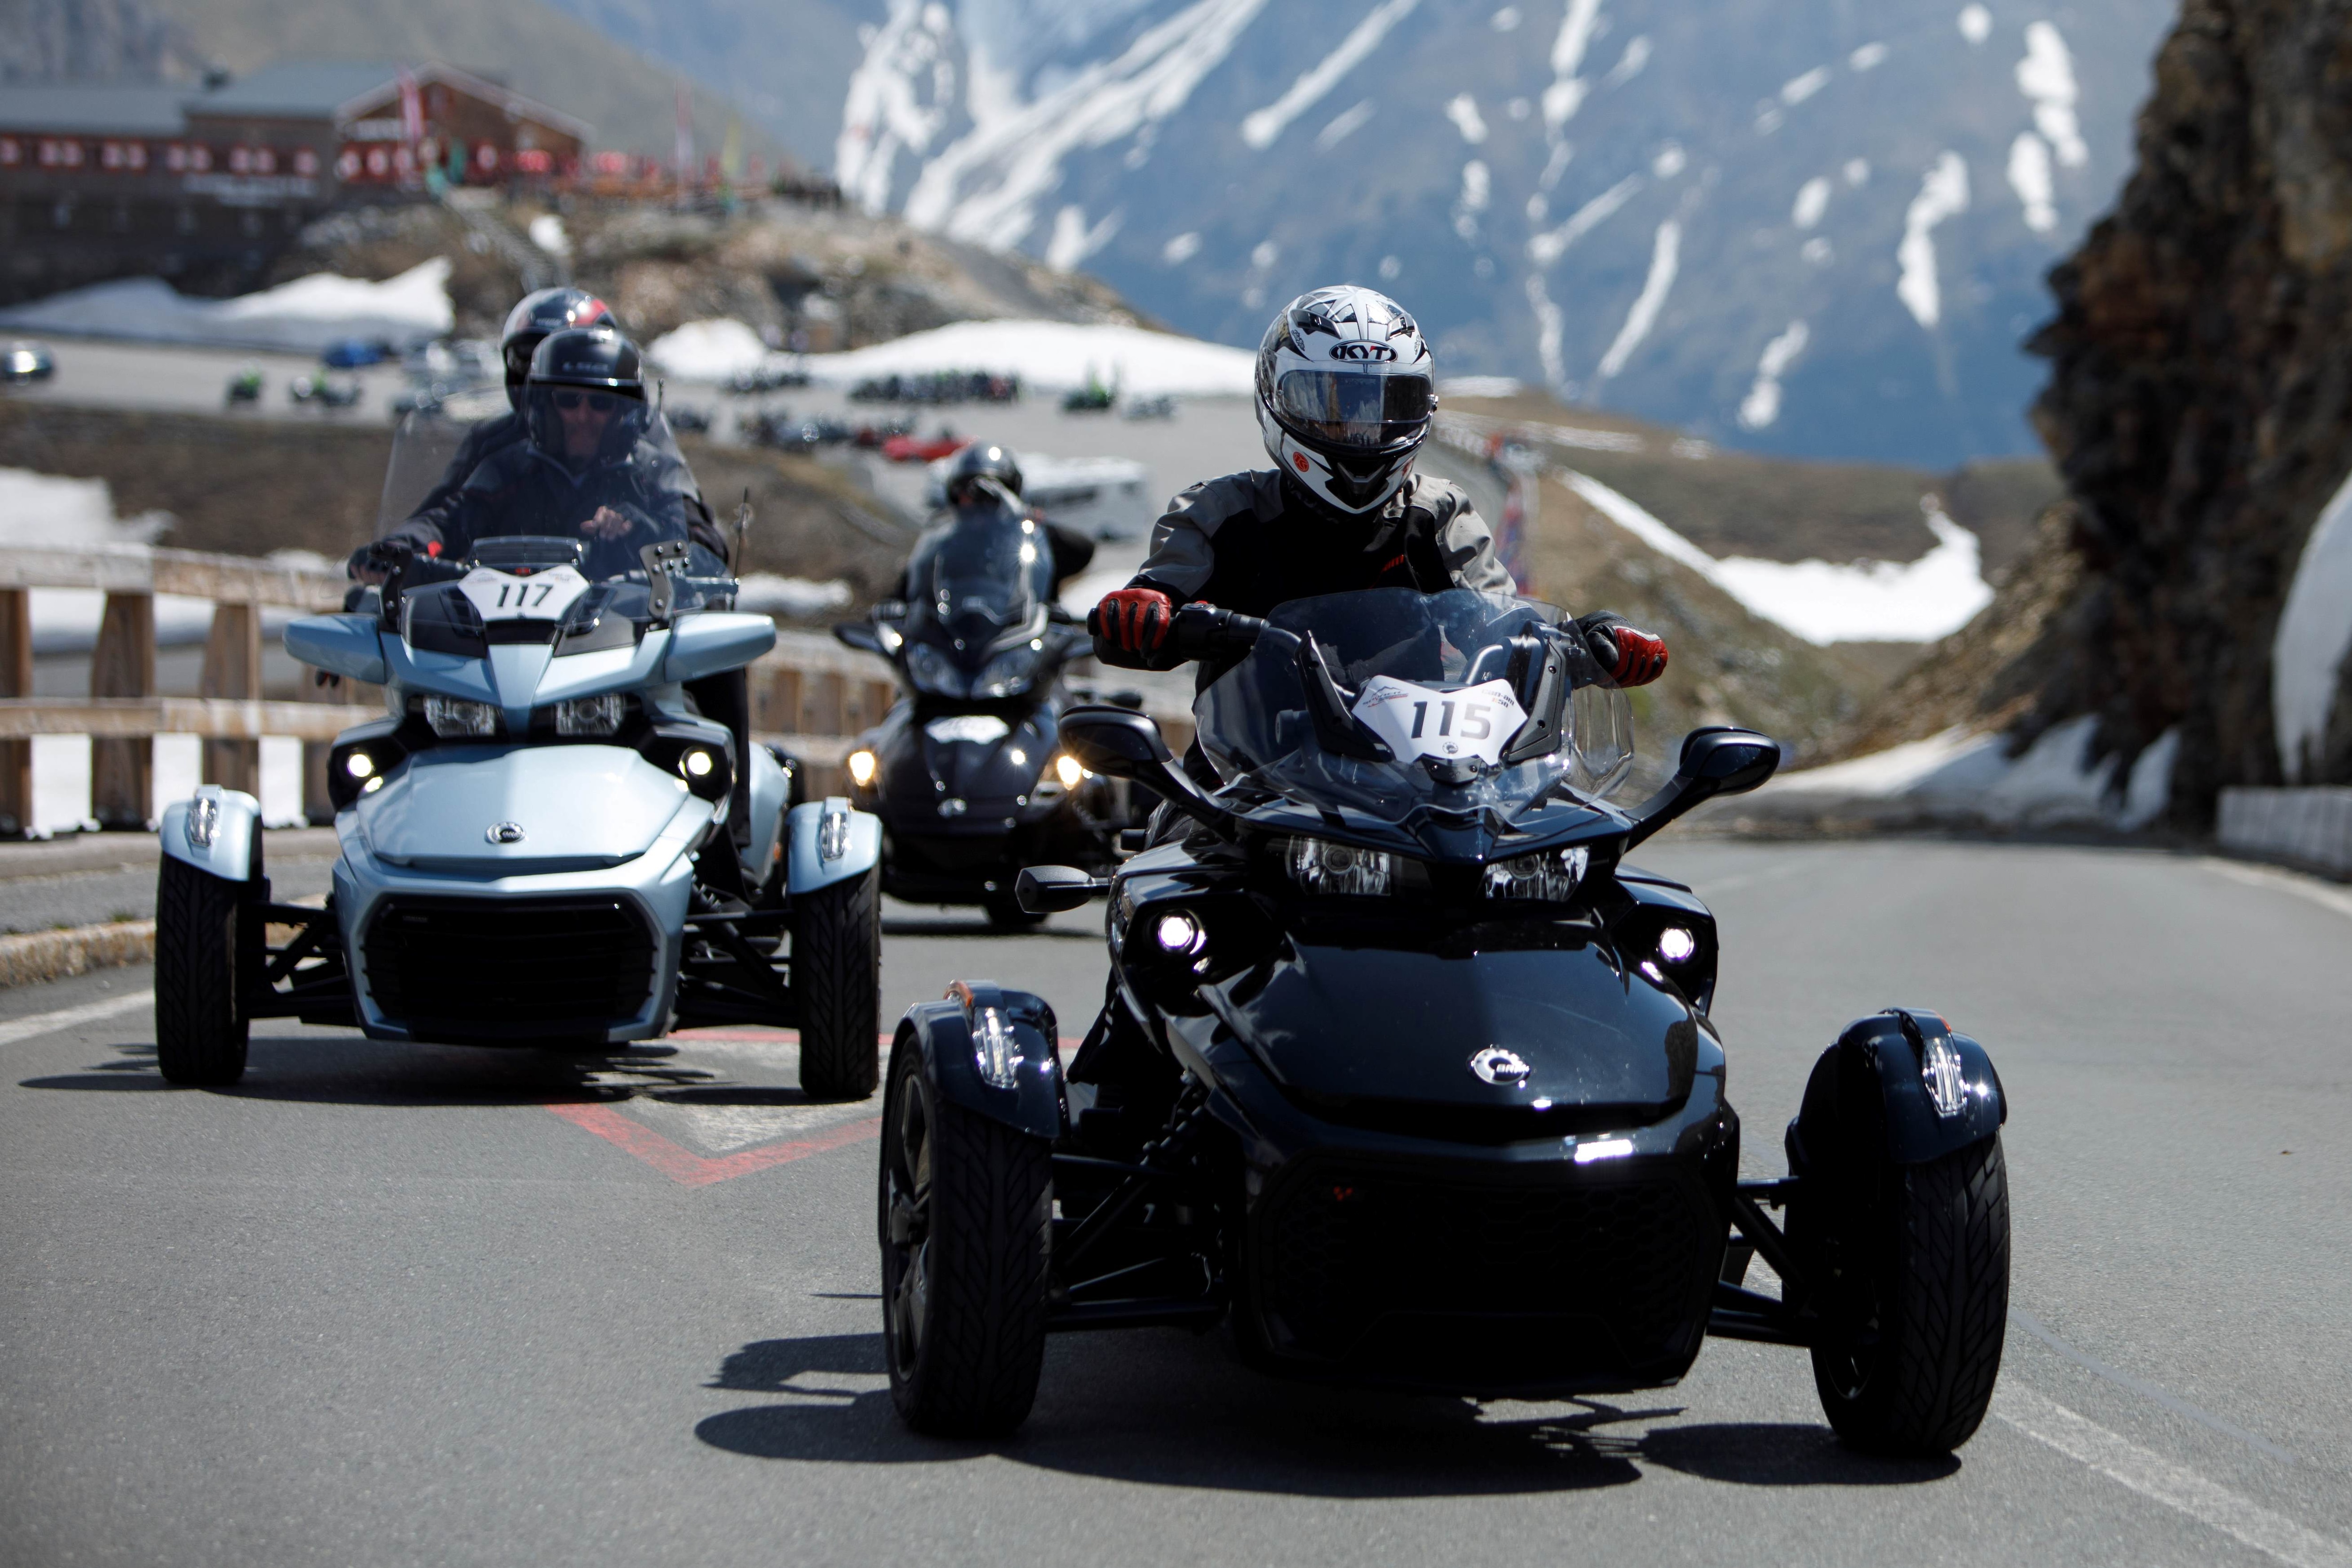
[817,0,2173,466]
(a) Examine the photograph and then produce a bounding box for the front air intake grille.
[1251,1159,1718,1390]
[362,896,657,1041]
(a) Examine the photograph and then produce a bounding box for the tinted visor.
[1273,370,1435,450]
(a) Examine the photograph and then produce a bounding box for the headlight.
[847,748,878,787]
[1054,754,1084,791]
[1482,844,1590,902]
[906,642,968,697]
[680,747,716,779]
[974,644,1039,698]
[343,751,375,779]
[424,696,499,737]
[553,693,625,736]
[1282,835,1400,896]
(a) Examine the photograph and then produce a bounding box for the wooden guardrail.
[1,546,1189,834]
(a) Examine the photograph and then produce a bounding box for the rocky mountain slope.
[2012,0,2352,820]
[568,0,2176,468]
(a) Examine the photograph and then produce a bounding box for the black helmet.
[501,287,617,402]
[943,442,1023,507]
[524,327,648,471]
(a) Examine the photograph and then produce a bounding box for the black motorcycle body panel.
[897,982,1066,1140]
[1789,1006,2006,1174]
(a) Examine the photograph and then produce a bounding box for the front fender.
[159,785,261,881]
[786,796,881,895]
[897,982,1065,1140]
[1789,1006,2006,1172]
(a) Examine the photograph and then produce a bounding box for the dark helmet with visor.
[1255,285,1438,516]
[942,441,1024,508]
[523,327,649,472]
[501,287,616,403]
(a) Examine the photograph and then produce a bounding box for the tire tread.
[794,866,881,1100]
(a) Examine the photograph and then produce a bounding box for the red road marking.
[545,1101,880,1186]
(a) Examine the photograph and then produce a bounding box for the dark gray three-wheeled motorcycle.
[876,587,2010,1454]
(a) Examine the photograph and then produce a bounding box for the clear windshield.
[1196,587,1636,824]
[374,405,699,542]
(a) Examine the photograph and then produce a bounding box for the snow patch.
[1161,230,1202,265]
[1780,66,1832,106]
[2273,467,2352,779]
[1524,273,1567,389]
[1458,159,1491,213]
[1792,175,1832,229]
[1527,174,1641,266]
[1445,93,1489,145]
[2016,21,2088,167]
[896,0,1271,249]
[1250,238,1279,270]
[1045,204,1120,270]
[1315,98,1375,149]
[1958,4,1992,44]
[807,319,1257,397]
[1651,143,1686,179]
[737,574,856,619]
[0,468,170,549]
[1844,158,1871,186]
[1490,4,1520,28]
[1595,220,1679,381]
[1542,0,1604,132]
[1802,237,1833,264]
[1896,151,1971,329]
[1440,376,1523,399]
[0,260,453,352]
[1563,471,1993,643]
[1849,41,1887,71]
[1240,0,1421,150]
[1378,254,1402,280]
[835,0,959,212]
[649,318,774,380]
[527,214,571,258]
[1606,37,1650,87]
[1774,717,2175,832]
[1736,320,1809,430]
[2007,132,2057,233]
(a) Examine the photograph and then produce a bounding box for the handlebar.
[1085,601,1270,667]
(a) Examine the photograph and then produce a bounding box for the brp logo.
[485,822,525,845]
[1469,1047,1532,1086]
[1331,341,1398,362]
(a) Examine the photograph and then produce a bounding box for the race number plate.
[459,565,591,623]
[1350,676,1527,765]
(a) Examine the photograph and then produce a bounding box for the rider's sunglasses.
[551,390,619,412]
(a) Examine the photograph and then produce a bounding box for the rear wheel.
[1806,1134,2010,1456]
[154,855,250,1086]
[879,1038,1052,1437]
[793,866,880,1100]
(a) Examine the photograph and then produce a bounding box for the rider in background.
[1090,284,1669,693]
[889,443,1097,605]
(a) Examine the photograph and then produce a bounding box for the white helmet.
[1255,285,1438,515]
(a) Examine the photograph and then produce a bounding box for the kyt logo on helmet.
[1255,283,1438,517]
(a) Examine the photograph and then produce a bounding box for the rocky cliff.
[2026,0,2352,822]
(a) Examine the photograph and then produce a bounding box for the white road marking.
[1995,1385,2352,1568]
[2202,858,2352,921]
[2010,1307,2297,1463]
[0,988,151,1047]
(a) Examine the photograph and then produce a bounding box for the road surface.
[2,839,2347,1566]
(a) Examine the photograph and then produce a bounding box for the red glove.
[1585,620,1669,686]
[1095,587,1173,655]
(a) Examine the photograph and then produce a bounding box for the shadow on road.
[18,1037,716,1108]
[882,918,1099,941]
[695,1330,1961,1494]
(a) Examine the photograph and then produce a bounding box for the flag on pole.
[674,84,694,190]
[398,70,424,145]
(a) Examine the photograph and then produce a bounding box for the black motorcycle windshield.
[1211,941,1698,1111]
[911,502,1053,648]
[1195,586,1624,824]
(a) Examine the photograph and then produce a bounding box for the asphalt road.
[3,839,2349,1567]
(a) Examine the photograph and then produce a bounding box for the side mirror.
[1623,726,1781,848]
[1059,704,1231,834]
[1015,864,1106,914]
[833,620,884,655]
[663,612,777,683]
[283,613,387,685]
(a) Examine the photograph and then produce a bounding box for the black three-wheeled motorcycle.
[875,588,2010,1455]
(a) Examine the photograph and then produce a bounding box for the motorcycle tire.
[879,1040,1050,1437]
[154,855,250,1086]
[1805,1133,2010,1456]
[793,864,881,1101]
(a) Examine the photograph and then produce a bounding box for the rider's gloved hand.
[346,537,416,586]
[1576,612,1669,686]
[1092,587,1174,657]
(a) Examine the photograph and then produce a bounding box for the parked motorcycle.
[833,498,1140,925]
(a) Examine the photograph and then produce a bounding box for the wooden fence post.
[199,602,262,794]
[89,591,155,827]
[0,589,28,835]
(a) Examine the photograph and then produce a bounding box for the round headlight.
[1154,911,1204,955]
[683,749,714,778]
[344,751,375,779]
[1055,754,1084,791]
[1658,926,1697,963]
[847,749,878,787]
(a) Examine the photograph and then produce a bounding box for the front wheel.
[1805,1134,2010,1456]
[792,866,880,1101]
[154,855,250,1085]
[879,1037,1051,1437]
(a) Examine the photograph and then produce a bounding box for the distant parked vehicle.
[290,372,363,409]
[1060,376,1115,413]
[224,364,264,406]
[321,337,396,369]
[1120,394,1176,421]
[1,340,56,383]
[726,364,810,395]
[882,430,970,464]
[667,404,714,435]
